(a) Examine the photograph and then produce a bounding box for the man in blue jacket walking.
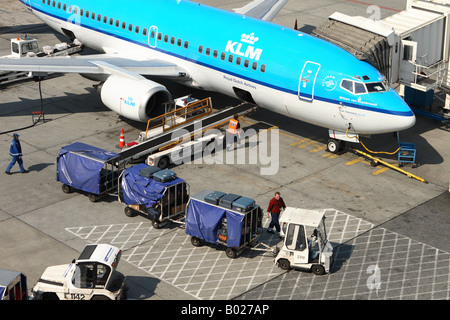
[5,133,28,175]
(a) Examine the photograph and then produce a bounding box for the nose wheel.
[327,139,345,154]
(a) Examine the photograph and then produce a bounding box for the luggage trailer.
[186,190,275,258]
[57,142,125,202]
[118,164,190,228]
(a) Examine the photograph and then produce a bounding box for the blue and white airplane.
[1,0,415,152]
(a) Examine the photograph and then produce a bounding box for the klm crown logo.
[225,32,263,61]
[241,33,259,45]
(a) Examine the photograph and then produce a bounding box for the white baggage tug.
[275,208,334,275]
[32,244,127,300]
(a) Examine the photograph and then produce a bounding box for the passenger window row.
[42,0,264,73]
[43,0,191,49]
[197,45,266,73]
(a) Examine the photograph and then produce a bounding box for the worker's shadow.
[329,242,354,274]
[124,275,161,300]
[27,162,53,172]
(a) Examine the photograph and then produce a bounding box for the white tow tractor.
[0,36,82,84]
[275,208,334,275]
[32,244,127,300]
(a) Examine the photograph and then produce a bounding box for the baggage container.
[219,193,241,209]
[204,191,226,205]
[139,165,161,178]
[152,168,177,183]
[232,196,255,212]
[120,164,189,228]
[56,142,123,202]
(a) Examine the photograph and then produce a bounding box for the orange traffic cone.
[118,128,125,148]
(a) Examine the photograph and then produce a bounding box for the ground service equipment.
[0,269,28,300]
[186,190,263,258]
[32,244,127,300]
[56,142,124,202]
[119,163,189,228]
[275,208,334,275]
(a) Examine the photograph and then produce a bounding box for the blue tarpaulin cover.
[185,190,245,247]
[56,142,119,195]
[121,163,184,208]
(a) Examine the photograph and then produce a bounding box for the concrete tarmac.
[0,0,449,304]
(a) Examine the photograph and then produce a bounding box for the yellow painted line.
[345,157,365,166]
[309,144,327,153]
[373,167,390,176]
[324,153,340,159]
[290,137,315,147]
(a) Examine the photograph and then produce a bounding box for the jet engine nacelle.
[100,75,172,122]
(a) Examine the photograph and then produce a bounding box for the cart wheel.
[278,259,291,271]
[311,264,325,275]
[88,194,98,203]
[157,156,170,169]
[191,236,202,247]
[124,207,136,217]
[225,247,236,259]
[152,220,161,229]
[62,184,72,194]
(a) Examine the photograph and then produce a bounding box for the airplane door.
[148,26,158,48]
[400,40,417,84]
[298,61,321,102]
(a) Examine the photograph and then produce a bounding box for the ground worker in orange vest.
[226,114,241,151]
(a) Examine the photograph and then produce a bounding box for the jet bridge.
[312,0,450,112]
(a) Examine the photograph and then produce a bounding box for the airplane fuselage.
[20,0,416,135]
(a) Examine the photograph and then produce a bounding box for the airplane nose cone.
[398,113,416,131]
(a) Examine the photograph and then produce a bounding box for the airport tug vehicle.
[32,244,127,300]
[275,208,334,275]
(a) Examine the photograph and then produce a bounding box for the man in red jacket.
[266,191,286,234]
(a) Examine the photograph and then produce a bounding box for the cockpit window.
[366,82,386,93]
[341,79,353,93]
[341,78,387,94]
[354,82,367,94]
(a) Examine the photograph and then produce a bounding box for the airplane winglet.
[233,0,288,22]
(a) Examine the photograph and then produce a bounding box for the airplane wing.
[0,54,190,80]
[233,0,288,21]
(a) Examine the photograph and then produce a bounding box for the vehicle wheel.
[41,292,59,300]
[62,184,72,194]
[311,264,325,275]
[225,247,236,259]
[88,194,98,203]
[124,207,136,217]
[157,156,170,169]
[278,259,291,271]
[191,236,202,247]
[327,139,341,154]
[152,220,161,229]
[91,295,111,300]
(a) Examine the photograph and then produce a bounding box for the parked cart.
[0,269,28,300]
[185,190,264,258]
[56,142,124,202]
[119,163,189,228]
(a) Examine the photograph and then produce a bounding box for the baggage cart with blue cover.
[119,163,189,228]
[185,190,263,258]
[56,142,124,202]
[0,268,28,300]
